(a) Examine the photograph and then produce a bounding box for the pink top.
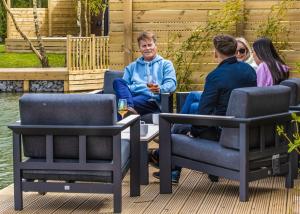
[256,62,289,87]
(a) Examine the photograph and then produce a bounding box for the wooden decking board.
[142,169,192,214]
[179,172,211,214]
[71,194,109,214]
[123,183,159,214]
[214,180,240,214]
[121,183,154,214]
[51,194,95,214]
[21,193,62,214]
[286,179,300,214]
[0,191,48,214]
[196,178,229,214]
[160,171,203,214]
[268,177,287,214]
[250,177,274,214]
[89,180,131,213]
[231,181,260,214]
[0,172,299,213]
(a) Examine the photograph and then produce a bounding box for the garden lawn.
[0,44,65,68]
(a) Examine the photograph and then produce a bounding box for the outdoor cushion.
[22,139,130,182]
[172,134,240,170]
[219,85,290,150]
[103,70,124,94]
[280,78,300,106]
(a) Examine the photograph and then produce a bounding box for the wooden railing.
[67,35,109,71]
[66,35,109,91]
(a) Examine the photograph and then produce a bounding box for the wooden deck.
[0,166,299,214]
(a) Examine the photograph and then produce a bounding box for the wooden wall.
[7,0,77,39]
[109,0,300,90]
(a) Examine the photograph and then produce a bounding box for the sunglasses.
[237,48,246,54]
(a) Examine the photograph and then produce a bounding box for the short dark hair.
[213,35,237,56]
[137,31,157,45]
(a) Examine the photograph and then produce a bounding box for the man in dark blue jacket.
[151,34,257,183]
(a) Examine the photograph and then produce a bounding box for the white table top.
[121,124,159,142]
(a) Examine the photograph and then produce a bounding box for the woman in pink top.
[252,38,289,87]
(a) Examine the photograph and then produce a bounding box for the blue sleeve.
[198,73,219,115]
[123,63,149,94]
[160,60,177,93]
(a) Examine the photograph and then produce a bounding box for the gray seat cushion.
[219,85,290,150]
[103,70,124,94]
[172,134,240,170]
[22,139,130,182]
[280,78,300,106]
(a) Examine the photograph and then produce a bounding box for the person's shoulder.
[157,55,172,64]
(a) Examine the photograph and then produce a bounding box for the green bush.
[0,1,6,41]
[277,112,300,155]
[165,0,245,91]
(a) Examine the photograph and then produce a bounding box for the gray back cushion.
[103,70,124,94]
[20,94,118,160]
[219,86,291,150]
[280,78,300,106]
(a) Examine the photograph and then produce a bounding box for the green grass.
[0,44,65,68]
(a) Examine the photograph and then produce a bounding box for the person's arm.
[256,63,273,87]
[123,64,149,94]
[190,73,219,138]
[197,73,219,115]
[159,60,177,93]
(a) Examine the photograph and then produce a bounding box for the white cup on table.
[152,113,159,125]
[140,121,148,136]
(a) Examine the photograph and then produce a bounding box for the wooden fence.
[109,0,300,90]
[66,35,109,91]
[6,0,77,39]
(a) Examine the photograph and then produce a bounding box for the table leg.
[140,141,149,185]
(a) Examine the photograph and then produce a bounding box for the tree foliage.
[0,0,6,41]
[277,112,300,155]
[256,0,295,57]
[75,0,108,36]
[164,0,245,91]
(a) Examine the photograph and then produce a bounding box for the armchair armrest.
[9,115,141,136]
[159,112,292,127]
[176,92,191,113]
[176,91,203,113]
[160,113,238,128]
[86,89,104,94]
[161,93,174,113]
[289,105,300,111]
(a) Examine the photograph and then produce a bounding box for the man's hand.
[148,83,160,93]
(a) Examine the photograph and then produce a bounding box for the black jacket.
[191,56,257,139]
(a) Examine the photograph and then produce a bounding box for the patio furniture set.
[8,71,300,213]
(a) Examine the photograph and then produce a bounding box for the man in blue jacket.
[113,31,177,116]
[151,34,257,183]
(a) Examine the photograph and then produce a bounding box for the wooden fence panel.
[7,0,77,38]
[66,35,109,91]
[109,0,300,90]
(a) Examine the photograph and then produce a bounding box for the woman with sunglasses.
[252,37,289,87]
[236,37,258,70]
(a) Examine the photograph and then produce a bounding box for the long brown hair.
[253,38,289,84]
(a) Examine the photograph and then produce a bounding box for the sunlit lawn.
[0,44,65,68]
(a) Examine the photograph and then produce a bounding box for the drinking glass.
[118,99,128,119]
[146,63,158,101]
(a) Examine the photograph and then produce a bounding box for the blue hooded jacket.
[123,55,177,101]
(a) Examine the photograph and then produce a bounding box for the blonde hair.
[236,37,252,60]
